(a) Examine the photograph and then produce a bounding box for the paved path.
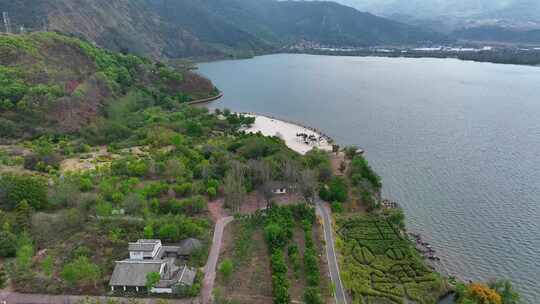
[201,216,234,304]
[0,292,195,304]
[316,199,348,304]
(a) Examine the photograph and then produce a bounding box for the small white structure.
[267,181,289,195]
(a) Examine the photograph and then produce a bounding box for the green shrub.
[304,287,323,304]
[111,192,125,204]
[122,193,145,215]
[331,201,344,213]
[143,182,169,199]
[350,155,381,191]
[61,256,100,286]
[23,153,63,172]
[0,174,48,210]
[185,196,207,214]
[0,230,17,257]
[158,224,179,242]
[0,266,7,289]
[319,177,348,203]
[143,225,154,239]
[218,259,234,282]
[174,183,193,197]
[264,223,287,249]
[95,200,113,216]
[73,246,91,258]
[41,254,54,277]
[288,245,301,277]
[270,250,290,304]
[78,177,93,192]
[207,187,217,199]
[231,136,283,159]
[16,244,34,271]
[207,179,219,189]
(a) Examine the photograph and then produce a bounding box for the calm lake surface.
[198,54,540,302]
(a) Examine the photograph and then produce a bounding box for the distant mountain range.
[332,0,540,44]
[333,0,540,24]
[0,0,444,59]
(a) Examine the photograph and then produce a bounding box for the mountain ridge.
[0,0,444,59]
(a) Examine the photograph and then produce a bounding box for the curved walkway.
[316,198,348,304]
[201,216,234,304]
[186,93,223,105]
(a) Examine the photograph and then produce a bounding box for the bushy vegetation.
[336,215,448,304]
[319,176,348,203]
[0,174,48,210]
[0,32,220,141]
[454,280,520,304]
[261,204,321,304]
[349,155,381,191]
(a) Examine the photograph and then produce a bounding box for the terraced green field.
[336,215,448,304]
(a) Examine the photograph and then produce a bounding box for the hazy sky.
[331,0,538,20]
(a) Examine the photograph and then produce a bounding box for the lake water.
[198,54,540,302]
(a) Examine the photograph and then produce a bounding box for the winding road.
[316,199,348,304]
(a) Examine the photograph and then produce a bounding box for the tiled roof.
[109,261,162,287]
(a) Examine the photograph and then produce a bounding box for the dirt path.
[207,199,228,221]
[201,216,234,304]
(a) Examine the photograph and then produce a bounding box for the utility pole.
[2,12,11,34]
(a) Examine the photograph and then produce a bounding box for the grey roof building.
[109,239,197,294]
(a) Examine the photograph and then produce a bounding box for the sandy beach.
[243,114,333,155]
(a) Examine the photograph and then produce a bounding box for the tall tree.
[0,266,6,289]
[248,159,271,187]
[299,170,317,203]
[15,200,32,232]
[224,161,246,212]
[16,244,34,272]
[282,158,300,183]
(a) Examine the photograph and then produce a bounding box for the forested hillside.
[453,26,540,44]
[0,0,444,59]
[0,32,218,141]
